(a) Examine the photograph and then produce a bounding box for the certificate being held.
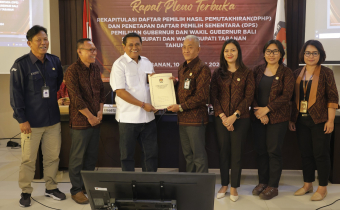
[148,73,176,109]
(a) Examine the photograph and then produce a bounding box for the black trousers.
[179,125,208,173]
[214,117,250,188]
[69,127,100,195]
[119,120,158,172]
[252,120,288,188]
[296,114,331,186]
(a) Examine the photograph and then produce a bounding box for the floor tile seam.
[8,148,22,161]
[0,166,20,182]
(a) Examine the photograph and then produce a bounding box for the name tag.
[184,78,191,90]
[41,86,50,98]
[300,100,308,113]
[31,71,39,76]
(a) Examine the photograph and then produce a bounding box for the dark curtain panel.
[59,0,83,66]
[286,0,306,71]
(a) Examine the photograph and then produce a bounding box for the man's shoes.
[259,187,278,200]
[45,188,66,201]
[19,193,31,207]
[252,183,268,196]
[72,191,89,204]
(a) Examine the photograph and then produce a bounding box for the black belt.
[299,113,310,117]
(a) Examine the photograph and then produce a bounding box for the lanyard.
[302,68,314,100]
[34,63,47,86]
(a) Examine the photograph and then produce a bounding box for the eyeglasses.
[265,49,280,55]
[304,51,319,57]
[80,48,97,53]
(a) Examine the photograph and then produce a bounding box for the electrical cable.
[104,90,112,99]
[1,132,21,148]
[156,110,166,124]
[316,199,340,210]
[29,181,69,209]
[0,138,20,141]
[31,197,61,210]
[32,181,70,183]
[9,92,115,210]
[0,132,21,140]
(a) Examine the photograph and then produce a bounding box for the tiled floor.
[0,143,339,210]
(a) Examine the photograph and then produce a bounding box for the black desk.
[34,112,340,184]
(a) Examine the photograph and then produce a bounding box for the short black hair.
[77,38,92,49]
[299,40,326,65]
[219,39,246,77]
[26,25,47,41]
[123,32,142,45]
[263,40,285,65]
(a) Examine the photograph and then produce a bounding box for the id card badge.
[300,100,308,113]
[184,78,191,90]
[41,86,50,98]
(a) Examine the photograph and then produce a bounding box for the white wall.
[0,0,60,142]
[0,74,19,142]
[329,66,340,95]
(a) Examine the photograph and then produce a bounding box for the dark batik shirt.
[176,56,211,126]
[252,64,295,124]
[210,66,255,119]
[65,58,105,129]
[291,65,339,124]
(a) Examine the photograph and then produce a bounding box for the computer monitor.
[81,171,216,210]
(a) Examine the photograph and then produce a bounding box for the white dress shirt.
[110,53,155,123]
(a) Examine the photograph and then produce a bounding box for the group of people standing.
[211,38,338,202]
[111,32,339,203]
[9,25,338,208]
[10,25,106,206]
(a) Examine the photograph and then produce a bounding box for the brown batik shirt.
[210,67,255,119]
[176,56,211,126]
[65,58,105,129]
[291,65,339,124]
[252,63,295,124]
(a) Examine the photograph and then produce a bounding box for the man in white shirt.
[110,32,158,172]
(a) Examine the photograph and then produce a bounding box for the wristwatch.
[179,105,183,112]
[234,112,240,119]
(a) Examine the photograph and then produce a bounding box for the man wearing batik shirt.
[168,35,211,173]
[65,38,105,204]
